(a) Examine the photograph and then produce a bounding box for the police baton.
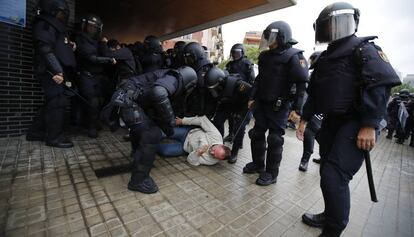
[364,150,378,202]
[231,109,252,143]
[47,71,97,111]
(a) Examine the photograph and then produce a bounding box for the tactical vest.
[75,33,104,74]
[35,15,76,69]
[257,48,302,102]
[226,58,251,82]
[140,53,164,73]
[312,36,374,115]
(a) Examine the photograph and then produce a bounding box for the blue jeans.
[156,126,192,157]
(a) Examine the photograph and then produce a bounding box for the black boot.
[299,155,310,172]
[224,133,234,143]
[244,132,266,173]
[46,136,73,148]
[256,172,277,186]
[26,132,45,141]
[228,146,239,164]
[302,212,325,228]
[128,173,158,194]
[88,127,98,138]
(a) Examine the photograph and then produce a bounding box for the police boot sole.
[46,142,74,149]
[255,178,277,186]
[302,214,325,228]
[128,183,158,194]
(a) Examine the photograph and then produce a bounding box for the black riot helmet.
[81,14,103,39]
[169,66,198,95]
[205,67,226,98]
[314,2,360,44]
[183,42,206,67]
[230,43,244,60]
[399,89,410,96]
[38,0,69,24]
[308,51,322,68]
[259,21,296,50]
[174,41,186,55]
[144,35,162,53]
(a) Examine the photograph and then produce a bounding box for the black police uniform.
[386,96,400,139]
[226,57,255,84]
[211,74,252,163]
[406,97,414,146]
[100,44,137,81]
[182,43,218,118]
[27,10,76,148]
[395,95,410,144]
[75,32,114,137]
[246,46,308,183]
[299,113,323,171]
[302,35,401,236]
[108,67,196,193]
[140,36,166,73]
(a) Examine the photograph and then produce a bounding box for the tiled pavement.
[0,123,413,237]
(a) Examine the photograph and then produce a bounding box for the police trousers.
[317,117,365,236]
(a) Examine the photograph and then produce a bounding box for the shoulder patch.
[378,50,389,63]
[239,83,246,92]
[299,59,307,68]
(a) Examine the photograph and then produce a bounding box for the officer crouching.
[297,2,401,236]
[105,67,197,193]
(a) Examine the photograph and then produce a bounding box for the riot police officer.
[223,43,255,142]
[297,3,401,236]
[171,41,186,69]
[244,21,309,186]
[109,67,197,193]
[407,93,414,147]
[386,93,401,139]
[205,68,253,164]
[140,35,166,73]
[75,14,116,138]
[26,0,76,148]
[395,89,410,144]
[101,39,137,81]
[182,42,217,118]
[226,43,255,83]
[299,51,323,172]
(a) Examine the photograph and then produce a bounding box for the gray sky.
[222,0,414,77]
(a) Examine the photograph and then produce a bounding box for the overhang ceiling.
[76,0,296,43]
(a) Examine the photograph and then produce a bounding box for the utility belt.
[259,97,289,112]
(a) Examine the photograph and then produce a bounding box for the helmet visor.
[315,9,356,44]
[259,29,278,51]
[231,49,243,60]
[183,53,195,66]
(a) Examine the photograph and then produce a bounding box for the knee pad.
[248,128,265,141]
[267,133,284,147]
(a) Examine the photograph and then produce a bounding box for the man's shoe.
[46,137,73,148]
[228,155,237,164]
[299,161,309,172]
[313,158,321,164]
[243,162,265,174]
[128,176,159,194]
[396,139,404,144]
[88,128,98,138]
[256,172,277,186]
[26,133,44,141]
[302,212,325,228]
[386,135,392,139]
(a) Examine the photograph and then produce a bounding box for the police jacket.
[302,35,401,128]
[100,45,137,80]
[75,33,114,74]
[33,14,76,76]
[219,74,252,106]
[185,59,217,118]
[225,57,255,84]
[251,46,308,113]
